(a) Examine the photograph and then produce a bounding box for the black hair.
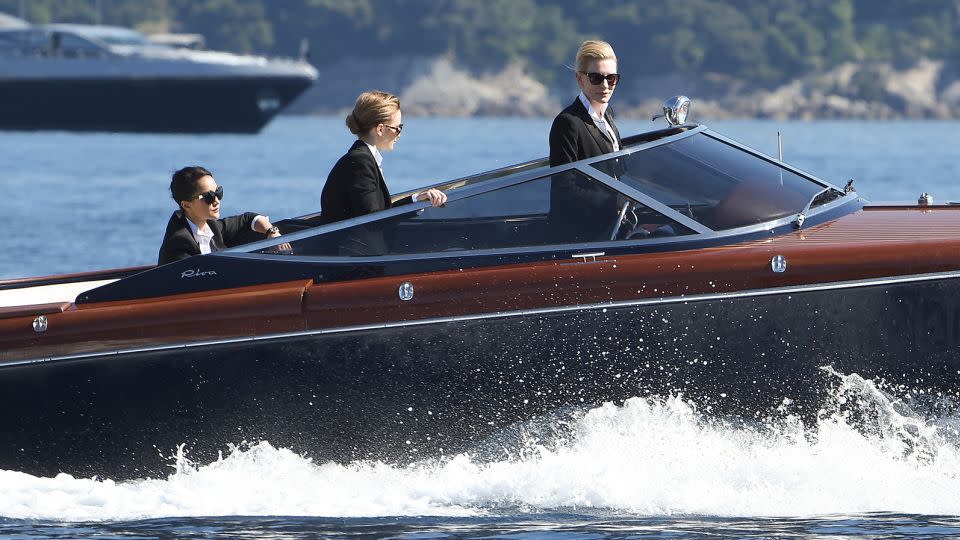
[170,165,213,206]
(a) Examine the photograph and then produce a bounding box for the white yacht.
[0,14,318,133]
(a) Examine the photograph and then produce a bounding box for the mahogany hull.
[1,270,958,480]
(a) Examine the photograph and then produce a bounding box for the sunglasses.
[383,123,404,134]
[194,185,224,205]
[581,72,620,86]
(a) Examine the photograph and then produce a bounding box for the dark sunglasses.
[582,72,620,86]
[383,123,404,134]
[194,185,224,205]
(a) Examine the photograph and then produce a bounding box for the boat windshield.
[591,133,828,230]
[256,170,695,257]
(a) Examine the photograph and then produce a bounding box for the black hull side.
[0,77,312,133]
[2,276,959,480]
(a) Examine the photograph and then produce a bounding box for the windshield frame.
[231,125,860,259]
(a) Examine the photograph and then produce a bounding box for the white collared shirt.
[186,219,215,254]
[187,215,268,255]
[363,139,419,203]
[363,140,384,170]
[579,91,620,152]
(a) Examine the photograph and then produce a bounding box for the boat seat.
[0,278,118,308]
[625,223,678,240]
[0,301,72,320]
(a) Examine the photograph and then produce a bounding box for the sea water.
[2,372,960,536]
[2,117,960,537]
[1,116,959,278]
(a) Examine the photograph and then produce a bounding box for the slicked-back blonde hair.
[575,40,617,72]
[345,90,400,135]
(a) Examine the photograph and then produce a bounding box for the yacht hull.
[0,76,312,133]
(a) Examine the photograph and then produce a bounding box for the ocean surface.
[1,116,959,279]
[3,117,960,538]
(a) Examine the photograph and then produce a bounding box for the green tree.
[169,0,272,53]
[3,0,960,92]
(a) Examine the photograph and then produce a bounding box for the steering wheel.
[610,201,642,241]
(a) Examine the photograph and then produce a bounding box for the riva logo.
[180,268,218,279]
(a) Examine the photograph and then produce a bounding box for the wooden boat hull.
[2,266,958,479]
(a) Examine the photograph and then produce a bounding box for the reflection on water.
[5,513,960,539]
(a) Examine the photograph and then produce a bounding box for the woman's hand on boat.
[416,188,447,207]
[265,242,293,254]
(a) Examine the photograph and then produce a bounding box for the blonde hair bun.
[346,90,400,135]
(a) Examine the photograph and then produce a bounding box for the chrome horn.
[652,95,691,126]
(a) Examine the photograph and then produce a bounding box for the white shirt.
[187,215,268,255]
[363,140,384,170]
[579,91,620,152]
[363,139,419,204]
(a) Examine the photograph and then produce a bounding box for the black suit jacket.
[320,140,393,225]
[157,210,260,265]
[547,98,624,242]
[548,97,622,167]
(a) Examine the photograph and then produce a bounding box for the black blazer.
[320,140,393,225]
[548,97,622,167]
[157,210,260,265]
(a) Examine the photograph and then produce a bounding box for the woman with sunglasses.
[547,40,624,243]
[549,40,622,166]
[319,90,446,226]
[158,165,282,265]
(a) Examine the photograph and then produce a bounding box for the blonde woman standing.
[320,90,446,225]
[549,40,622,166]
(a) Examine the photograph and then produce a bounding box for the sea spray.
[2,370,960,521]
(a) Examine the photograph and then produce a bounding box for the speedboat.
[2,97,959,480]
[0,16,317,133]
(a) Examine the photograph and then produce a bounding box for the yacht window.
[89,31,148,46]
[591,133,826,230]
[51,32,105,57]
[259,170,693,257]
[23,30,49,54]
[0,33,20,51]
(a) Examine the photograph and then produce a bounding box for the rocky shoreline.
[289,56,960,120]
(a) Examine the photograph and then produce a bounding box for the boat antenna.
[299,37,310,62]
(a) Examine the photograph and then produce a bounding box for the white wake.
[3,370,960,521]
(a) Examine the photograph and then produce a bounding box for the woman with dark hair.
[319,90,446,225]
[157,165,282,265]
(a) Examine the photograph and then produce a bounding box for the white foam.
[2,371,960,521]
